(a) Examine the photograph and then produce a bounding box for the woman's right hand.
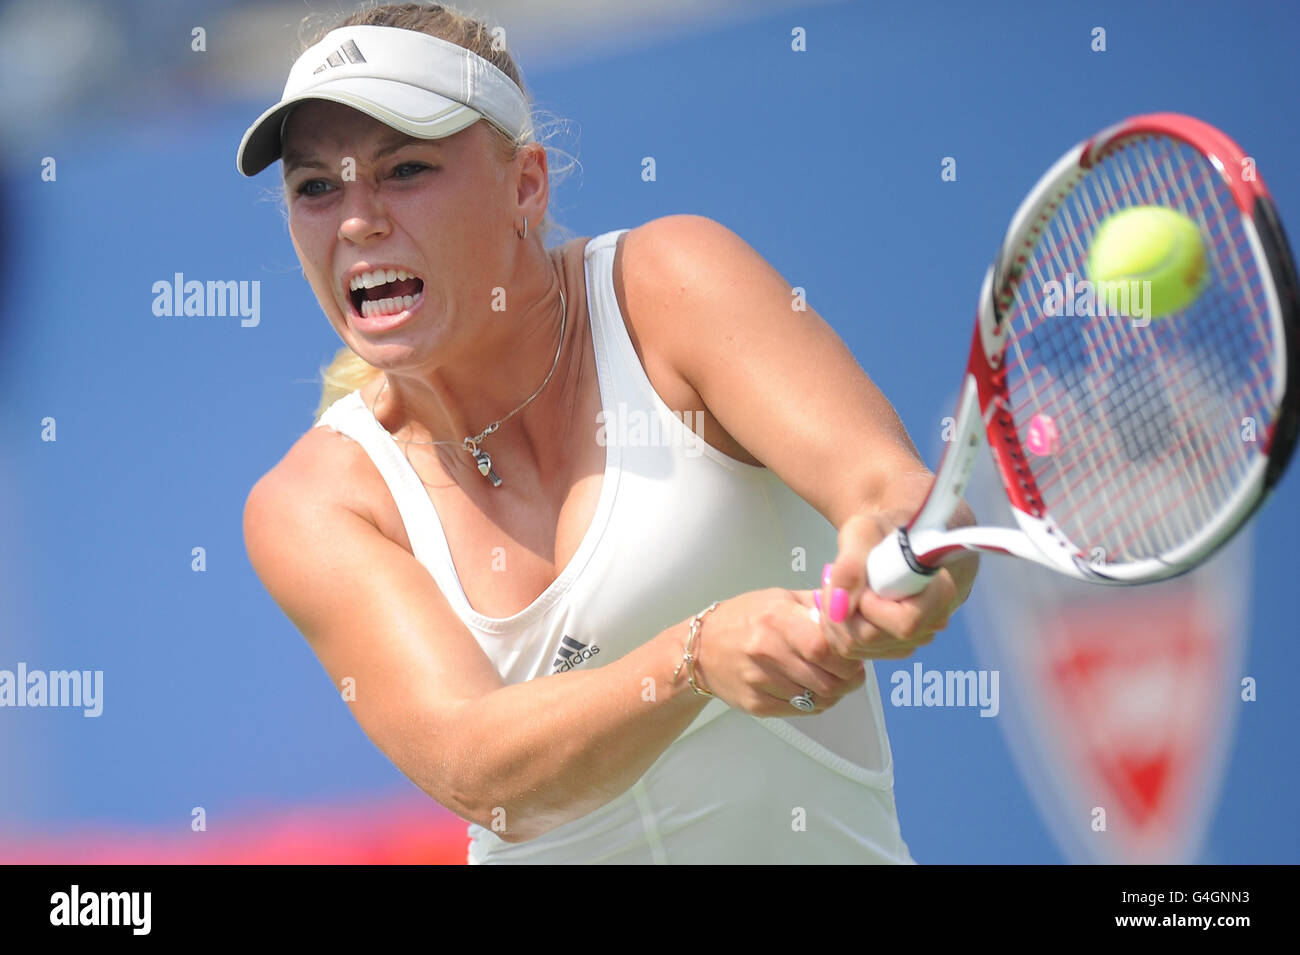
[686,589,866,717]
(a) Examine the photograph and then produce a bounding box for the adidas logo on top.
[552,635,600,673]
[313,39,367,74]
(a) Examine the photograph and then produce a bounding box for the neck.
[370,243,579,481]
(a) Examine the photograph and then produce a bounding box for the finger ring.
[790,689,815,712]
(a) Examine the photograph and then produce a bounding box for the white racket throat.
[867,376,1088,598]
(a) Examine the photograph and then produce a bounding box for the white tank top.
[315,229,914,864]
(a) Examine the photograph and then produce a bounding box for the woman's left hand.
[814,509,978,660]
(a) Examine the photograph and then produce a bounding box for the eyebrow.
[282,131,434,175]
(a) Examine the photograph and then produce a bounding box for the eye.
[391,162,432,179]
[295,178,332,198]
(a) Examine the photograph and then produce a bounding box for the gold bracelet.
[672,601,719,697]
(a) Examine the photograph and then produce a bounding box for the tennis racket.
[867,112,1299,599]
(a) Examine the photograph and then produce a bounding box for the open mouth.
[348,268,426,319]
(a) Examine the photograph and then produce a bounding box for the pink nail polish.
[830,588,849,623]
[814,590,822,610]
[822,563,833,587]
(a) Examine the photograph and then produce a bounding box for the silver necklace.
[369,286,567,488]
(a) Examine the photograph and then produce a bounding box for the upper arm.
[242,438,504,819]
[620,215,930,528]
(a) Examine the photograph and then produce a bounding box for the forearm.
[437,620,710,843]
[866,468,977,530]
[855,468,979,606]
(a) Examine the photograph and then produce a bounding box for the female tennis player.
[240,2,977,864]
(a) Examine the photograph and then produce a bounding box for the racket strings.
[1031,144,1265,555]
[998,135,1277,565]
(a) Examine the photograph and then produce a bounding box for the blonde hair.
[298,2,575,422]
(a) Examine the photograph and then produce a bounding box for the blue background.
[1,0,1296,862]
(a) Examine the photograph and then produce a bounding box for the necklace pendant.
[472,449,503,487]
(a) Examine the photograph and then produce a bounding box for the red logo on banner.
[1042,592,1219,856]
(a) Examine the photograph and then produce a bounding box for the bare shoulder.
[620,214,744,268]
[616,215,743,312]
[243,412,395,572]
[246,418,370,518]
[615,214,769,381]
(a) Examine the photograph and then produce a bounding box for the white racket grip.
[866,528,937,599]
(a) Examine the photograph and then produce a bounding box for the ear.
[512,141,549,231]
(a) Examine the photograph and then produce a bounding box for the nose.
[337,187,392,245]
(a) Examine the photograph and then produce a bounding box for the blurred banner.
[960,433,1250,864]
[0,795,469,864]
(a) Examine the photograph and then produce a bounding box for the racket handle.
[866,528,937,599]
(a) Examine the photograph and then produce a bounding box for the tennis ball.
[1086,206,1209,321]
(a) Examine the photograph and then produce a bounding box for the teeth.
[360,295,420,318]
[349,268,420,291]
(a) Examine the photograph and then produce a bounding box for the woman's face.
[281,100,523,369]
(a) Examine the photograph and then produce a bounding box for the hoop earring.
[516,217,528,240]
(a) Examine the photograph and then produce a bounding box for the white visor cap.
[236,25,531,177]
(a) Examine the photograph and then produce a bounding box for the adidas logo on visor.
[313,39,366,74]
